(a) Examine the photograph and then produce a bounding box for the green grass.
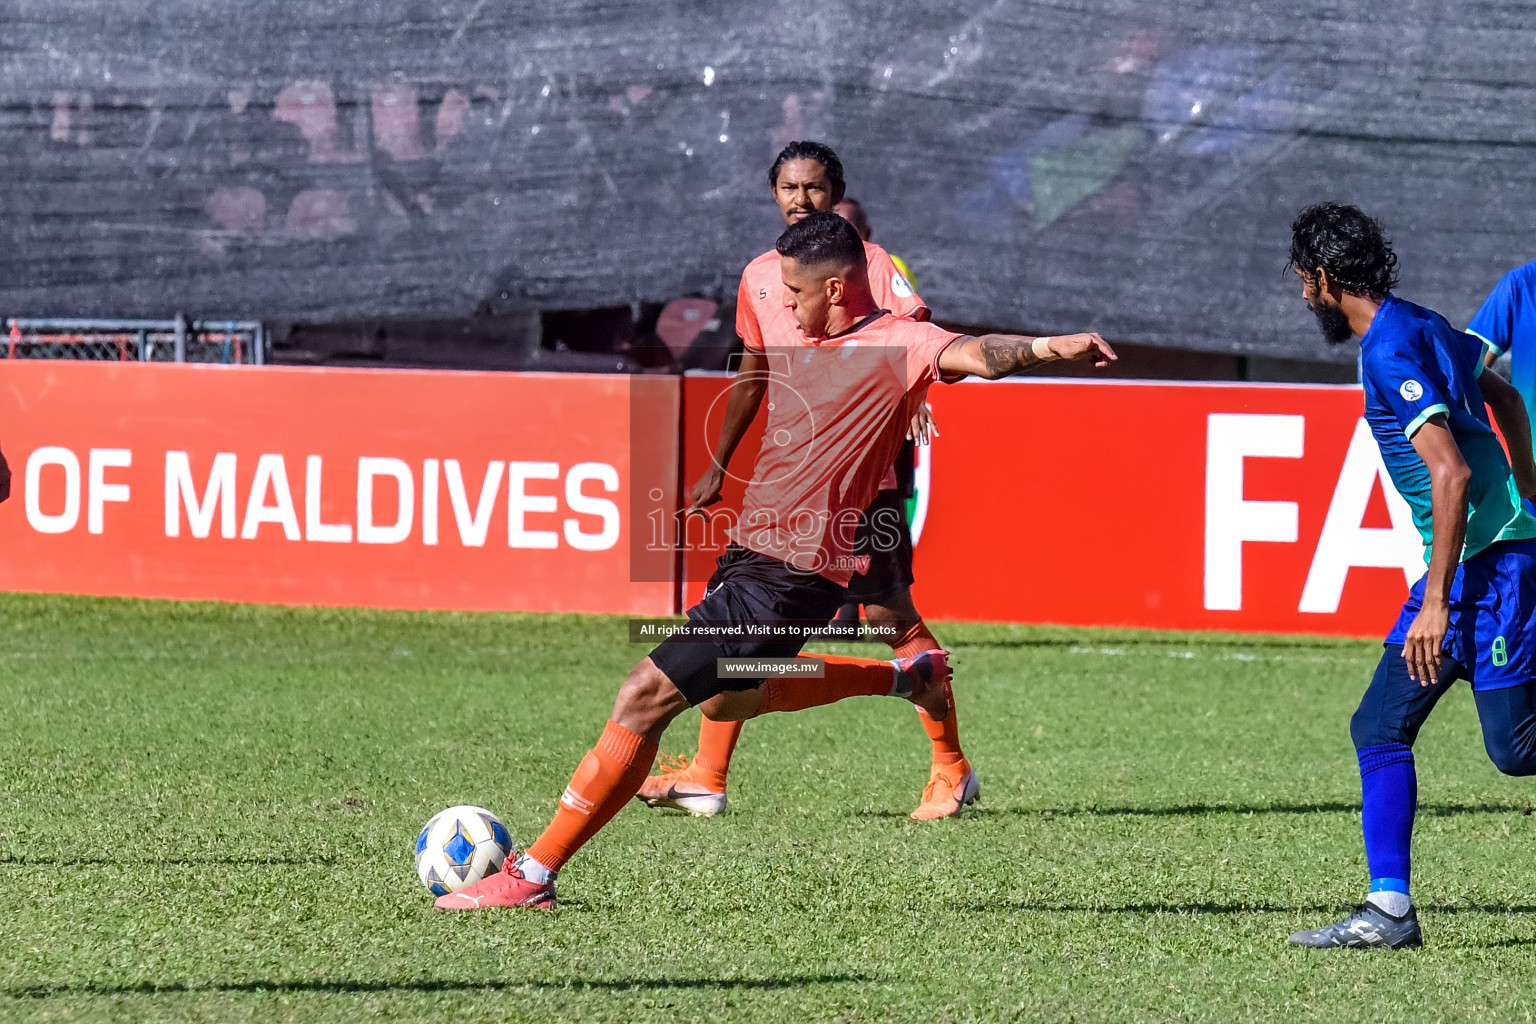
[3,594,1536,1023]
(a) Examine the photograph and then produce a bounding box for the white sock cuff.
[516,853,557,885]
[1366,889,1412,917]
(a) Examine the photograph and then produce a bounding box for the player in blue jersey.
[1469,260,1536,433]
[1285,203,1536,949]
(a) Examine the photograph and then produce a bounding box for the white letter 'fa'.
[1204,414,1304,611]
[1298,418,1422,613]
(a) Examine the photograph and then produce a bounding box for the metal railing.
[3,316,267,364]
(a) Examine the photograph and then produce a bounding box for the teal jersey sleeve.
[1467,262,1536,358]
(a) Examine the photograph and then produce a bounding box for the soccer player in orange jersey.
[436,211,1114,910]
[635,142,977,820]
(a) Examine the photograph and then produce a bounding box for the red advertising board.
[677,373,765,605]
[0,362,677,615]
[0,364,1435,636]
[918,379,1418,636]
[682,374,1422,638]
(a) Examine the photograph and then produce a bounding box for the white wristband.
[1031,336,1056,361]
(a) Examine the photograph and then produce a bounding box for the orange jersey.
[735,241,926,353]
[732,312,962,585]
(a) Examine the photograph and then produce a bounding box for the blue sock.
[1358,742,1415,900]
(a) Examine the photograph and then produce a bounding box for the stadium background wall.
[4,1,1535,365]
[1,363,1437,637]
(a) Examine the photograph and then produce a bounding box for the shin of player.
[1284,203,1536,950]
[437,211,1114,910]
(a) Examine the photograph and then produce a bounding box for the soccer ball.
[414,805,514,896]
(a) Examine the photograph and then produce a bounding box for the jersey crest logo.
[1399,380,1424,401]
[890,271,914,299]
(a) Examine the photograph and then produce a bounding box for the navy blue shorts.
[1387,537,1536,692]
[1351,644,1536,776]
[648,545,846,706]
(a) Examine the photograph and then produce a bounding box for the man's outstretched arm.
[690,349,769,510]
[937,332,1116,380]
[1404,417,1471,685]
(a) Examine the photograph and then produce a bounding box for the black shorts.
[649,544,846,705]
[845,489,915,606]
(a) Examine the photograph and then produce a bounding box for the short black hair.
[775,210,866,270]
[768,140,845,192]
[1287,202,1399,300]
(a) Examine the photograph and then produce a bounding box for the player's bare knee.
[698,688,762,722]
[611,659,688,739]
[866,597,918,634]
[696,694,734,721]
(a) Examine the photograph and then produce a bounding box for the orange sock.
[526,720,658,872]
[892,620,941,660]
[759,654,895,713]
[893,621,966,768]
[691,718,741,791]
[918,681,966,768]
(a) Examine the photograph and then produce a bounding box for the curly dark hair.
[768,140,845,195]
[1287,202,1399,300]
[775,210,865,269]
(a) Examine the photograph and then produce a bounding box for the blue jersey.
[1360,293,1536,563]
[1467,260,1536,433]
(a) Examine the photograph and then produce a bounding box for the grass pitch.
[3,594,1536,1023]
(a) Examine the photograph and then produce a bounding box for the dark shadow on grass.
[963,900,1334,915]
[857,802,1533,819]
[948,636,1361,653]
[0,855,333,868]
[5,974,876,999]
[964,901,1536,917]
[1474,935,1536,947]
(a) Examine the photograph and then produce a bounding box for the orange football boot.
[634,753,727,816]
[910,760,980,820]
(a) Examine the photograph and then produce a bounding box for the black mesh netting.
[3,0,1532,362]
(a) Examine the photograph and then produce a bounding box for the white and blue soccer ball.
[414,805,514,896]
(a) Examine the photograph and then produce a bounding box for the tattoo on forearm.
[978,335,1036,377]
